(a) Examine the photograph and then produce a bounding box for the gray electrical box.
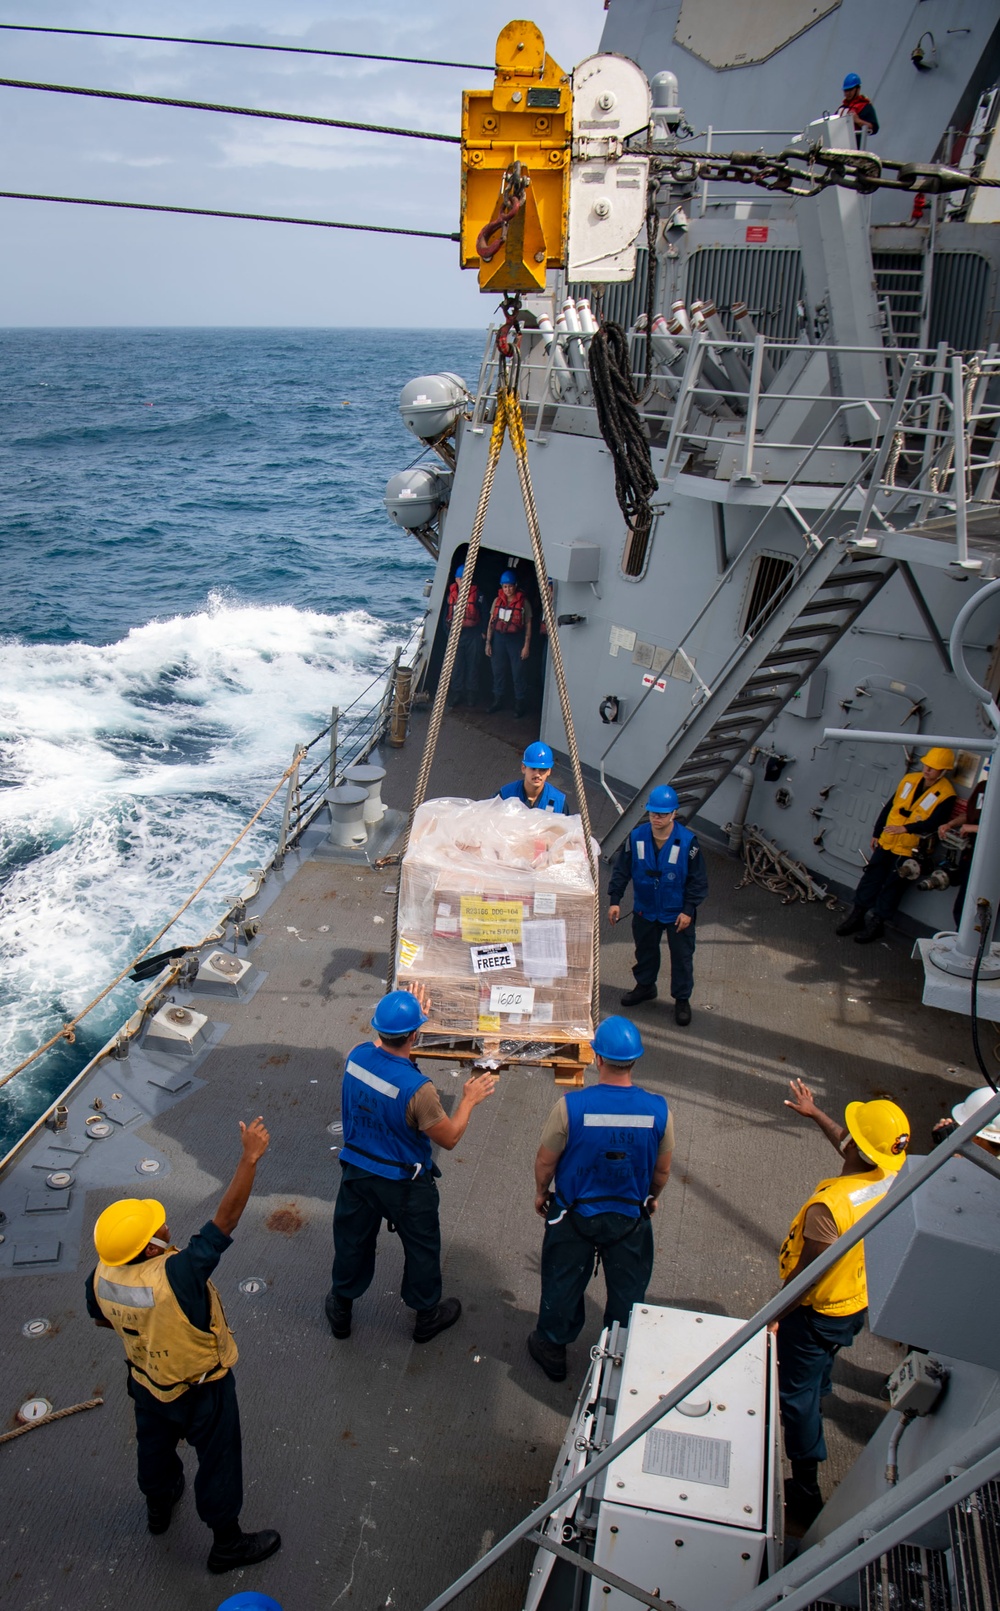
[866,1155,1000,1371]
[547,542,601,583]
[786,668,827,720]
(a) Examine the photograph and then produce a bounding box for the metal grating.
[859,1543,950,1611]
[741,552,796,637]
[872,250,991,352]
[685,247,805,342]
[949,1479,1000,1611]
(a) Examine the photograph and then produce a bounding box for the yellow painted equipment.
[461,20,571,293]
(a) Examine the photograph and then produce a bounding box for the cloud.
[217,126,406,173]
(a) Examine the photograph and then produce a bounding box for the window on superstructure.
[741,553,794,638]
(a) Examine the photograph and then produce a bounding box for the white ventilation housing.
[145,1002,211,1057]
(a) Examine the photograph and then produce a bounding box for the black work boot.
[147,1472,185,1535]
[674,998,692,1026]
[527,1329,568,1382]
[207,1527,282,1574]
[413,1296,462,1343]
[835,907,866,937]
[620,984,657,1007]
[325,1292,352,1339]
[855,916,885,944]
[785,1459,823,1530]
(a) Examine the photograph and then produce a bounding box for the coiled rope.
[387,321,601,1026]
[587,320,658,542]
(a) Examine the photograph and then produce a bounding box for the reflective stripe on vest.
[95,1252,237,1402]
[630,821,695,923]
[778,1169,892,1316]
[338,1040,435,1179]
[554,1085,667,1217]
[878,772,955,855]
[492,591,526,633]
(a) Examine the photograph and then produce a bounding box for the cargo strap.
[387,301,601,1026]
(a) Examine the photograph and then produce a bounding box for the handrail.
[420,1088,1000,1611]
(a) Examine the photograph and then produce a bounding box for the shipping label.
[460,897,523,943]
[471,942,516,974]
[489,983,536,1014]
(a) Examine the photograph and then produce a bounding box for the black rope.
[970,899,999,1091]
[587,320,658,537]
[0,22,493,71]
[0,190,460,241]
[0,75,461,145]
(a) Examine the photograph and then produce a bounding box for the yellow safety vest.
[878,772,955,856]
[95,1249,238,1403]
[778,1169,893,1317]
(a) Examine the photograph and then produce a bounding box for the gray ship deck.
[1,705,975,1611]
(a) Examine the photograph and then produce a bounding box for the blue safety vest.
[338,1041,435,1180]
[629,821,697,924]
[554,1084,668,1217]
[498,779,568,813]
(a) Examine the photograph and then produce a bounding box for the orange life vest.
[447,581,481,629]
[491,589,526,634]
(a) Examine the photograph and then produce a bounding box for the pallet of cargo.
[415,1027,594,1086]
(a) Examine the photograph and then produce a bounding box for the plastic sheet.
[396,797,596,1040]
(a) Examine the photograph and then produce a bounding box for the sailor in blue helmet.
[608,784,707,1025]
[325,988,497,1344]
[445,563,486,709]
[486,568,533,716]
[839,73,878,139]
[527,1017,674,1381]
[497,741,570,814]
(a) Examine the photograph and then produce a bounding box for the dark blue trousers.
[854,846,909,923]
[452,626,484,703]
[777,1303,865,1463]
[128,1369,243,1528]
[537,1210,654,1346]
[330,1162,442,1312]
[490,631,529,707]
[632,911,696,999]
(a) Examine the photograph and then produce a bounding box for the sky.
[0,3,607,325]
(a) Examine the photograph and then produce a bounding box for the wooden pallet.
[415,1027,594,1086]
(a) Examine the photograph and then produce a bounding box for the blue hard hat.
[523,741,553,768]
[645,785,679,813]
[456,564,464,579]
[843,72,861,91]
[500,569,518,584]
[591,1016,644,1062]
[372,990,428,1035]
[216,1595,285,1611]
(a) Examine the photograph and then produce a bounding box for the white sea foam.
[0,595,415,1122]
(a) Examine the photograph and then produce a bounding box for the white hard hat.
[951,1087,1000,1144]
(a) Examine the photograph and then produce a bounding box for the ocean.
[0,326,486,1153]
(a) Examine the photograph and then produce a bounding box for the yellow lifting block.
[460,20,571,293]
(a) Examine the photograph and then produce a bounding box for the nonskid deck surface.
[1,706,973,1611]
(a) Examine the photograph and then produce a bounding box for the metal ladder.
[601,533,895,858]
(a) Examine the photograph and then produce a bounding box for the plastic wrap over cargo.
[396,797,596,1042]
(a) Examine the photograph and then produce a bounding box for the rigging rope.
[387,315,601,1028]
[0,22,493,71]
[0,189,460,241]
[0,1396,104,1445]
[0,75,461,144]
[587,319,658,541]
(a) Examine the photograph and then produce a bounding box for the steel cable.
[385,402,508,990]
[505,387,602,1026]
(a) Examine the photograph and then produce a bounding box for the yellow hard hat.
[920,748,955,771]
[94,1198,166,1267]
[844,1100,910,1173]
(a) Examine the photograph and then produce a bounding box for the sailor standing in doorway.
[836,748,956,943]
[486,569,533,716]
[325,989,497,1343]
[498,741,570,813]
[446,563,485,709]
[527,1017,673,1382]
[776,1079,909,1529]
[608,784,708,1025]
[86,1117,280,1575]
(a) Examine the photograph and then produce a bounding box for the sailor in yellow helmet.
[85,1116,280,1575]
[836,747,956,943]
[776,1078,909,1530]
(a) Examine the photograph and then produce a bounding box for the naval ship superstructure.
[3,5,1000,1611]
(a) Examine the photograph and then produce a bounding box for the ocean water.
[0,327,486,1152]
